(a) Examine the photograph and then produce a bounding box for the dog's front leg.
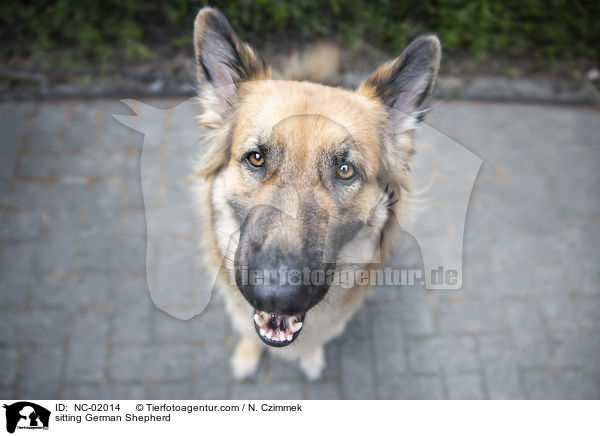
[299,346,325,381]
[231,335,263,379]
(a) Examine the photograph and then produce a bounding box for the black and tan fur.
[191,7,440,379]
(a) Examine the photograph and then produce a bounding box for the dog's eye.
[336,163,356,180]
[246,151,265,168]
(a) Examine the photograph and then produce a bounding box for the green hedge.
[1,0,598,68]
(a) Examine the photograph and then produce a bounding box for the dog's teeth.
[266,331,273,339]
[287,334,293,341]
[254,312,267,325]
[260,328,266,337]
[290,321,303,333]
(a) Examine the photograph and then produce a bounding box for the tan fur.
[190,7,439,379]
[192,80,411,378]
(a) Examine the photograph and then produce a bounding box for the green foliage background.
[1,0,598,68]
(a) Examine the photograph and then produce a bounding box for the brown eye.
[247,151,265,168]
[337,163,355,180]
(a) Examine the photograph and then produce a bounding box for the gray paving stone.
[65,312,110,383]
[27,103,69,152]
[108,345,191,383]
[111,273,149,306]
[0,270,32,308]
[475,263,536,300]
[83,178,123,210]
[0,311,68,345]
[0,211,43,241]
[378,375,445,399]
[531,264,573,296]
[16,153,57,180]
[62,383,146,400]
[155,305,227,344]
[398,286,435,335]
[339,335,376,399]
[56,151,126,180]
[548,331,600,369]
[574,296,600,330]
[0,242,36,308]
[445,373,485,399]
[0,242,36,275]
[1,181,49,209]
[74,237,113,271]
[408,337,479,374]
[99,101,143,151]
[569,255,600,296]
[0,347,20,387]
[482,366,524,400]
[146,204,196,237]
[150,239,196,308]
[230,381,303,400]
[370,301,406,377]
[305,381,340,400]
[523,370,600,400]
[319,341,340,380]
[538,292,579,332]
[35,273,111,309]
[192,341,230,400]
[42,181,88,210]
[0,103,35,195]
[436,300,508,334]
[108,238,146,273]
[1,100,599,400]
[62,102,101,152]
[150,383,193,400]
[37,209,79,274]
[120,174,145,209]
[477,335,523,399]
[18,346,63,399]
[265,352,305,382]
[111,299,153,345]
[118,208,147,238]
[505,300,552,367]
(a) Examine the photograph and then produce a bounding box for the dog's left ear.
[359,35,441,130]
[194,7,270,128]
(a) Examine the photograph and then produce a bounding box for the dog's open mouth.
[253,310,305,347]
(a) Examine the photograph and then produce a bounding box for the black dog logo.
[3,402,50,434]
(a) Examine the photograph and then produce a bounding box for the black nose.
[235,251,328,315]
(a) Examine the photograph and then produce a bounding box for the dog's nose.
[247,277,307,315]
[236,251,325,315]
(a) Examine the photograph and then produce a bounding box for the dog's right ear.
[194,7,269,128]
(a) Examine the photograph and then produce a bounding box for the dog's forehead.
[234,80,385,155]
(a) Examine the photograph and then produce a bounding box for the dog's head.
[193,7,440,346]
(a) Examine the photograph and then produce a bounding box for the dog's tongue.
[253,311,303,344]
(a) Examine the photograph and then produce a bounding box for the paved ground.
[0,98,598,400]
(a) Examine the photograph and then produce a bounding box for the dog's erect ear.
[194,7,269,128]
[359,35,441,129]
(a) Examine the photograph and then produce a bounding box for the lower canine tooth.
[290,321,303,333]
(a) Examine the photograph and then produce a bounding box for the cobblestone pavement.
[0,98,598,400]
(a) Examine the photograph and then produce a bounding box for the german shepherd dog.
[192,7,440,379]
